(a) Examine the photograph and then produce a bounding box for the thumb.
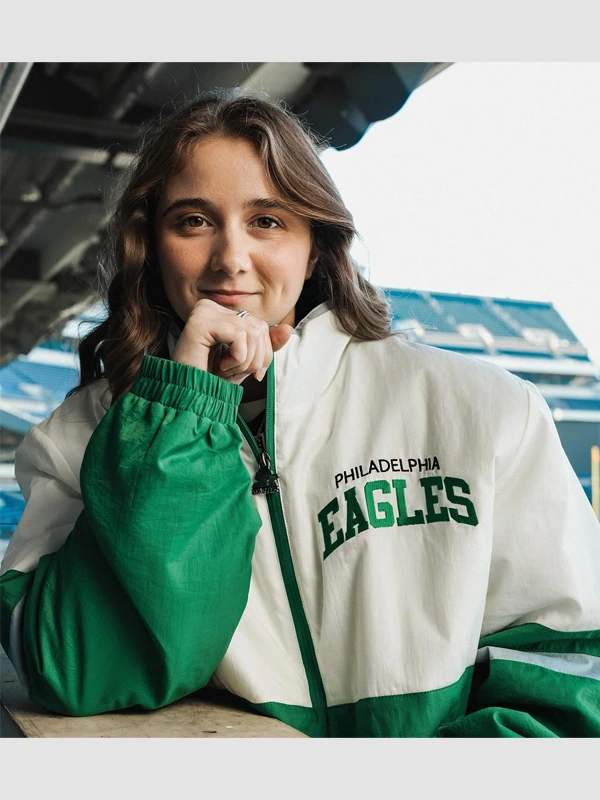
[269,323,294,352]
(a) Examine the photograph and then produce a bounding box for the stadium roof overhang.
[0,61,452,366]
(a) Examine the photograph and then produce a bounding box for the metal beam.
[416,62,453,87]
[0,62,33,134]
[0,289,97,366]
[1,134,134,166]
[0,279,57,326]
[5,107,141,143]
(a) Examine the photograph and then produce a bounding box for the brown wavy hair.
[69,89,394,403]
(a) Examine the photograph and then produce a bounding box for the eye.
[177,214,208,229]
[252,216,280,229]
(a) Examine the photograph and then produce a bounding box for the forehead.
[160,135,274,203]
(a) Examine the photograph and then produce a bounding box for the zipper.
[250,433,280,496]
[237,361,328,719]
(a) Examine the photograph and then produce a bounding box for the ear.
[305,247,319,280]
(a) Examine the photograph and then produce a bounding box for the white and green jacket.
[1,303,599,737]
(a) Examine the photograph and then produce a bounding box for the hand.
[171,298,293,385]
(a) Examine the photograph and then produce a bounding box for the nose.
[208,225,252,276]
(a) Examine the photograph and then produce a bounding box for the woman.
[1,91,599,738]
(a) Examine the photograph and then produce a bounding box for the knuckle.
[251,320,270,340]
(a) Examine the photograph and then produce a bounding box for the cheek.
[267,241,313,291]
[157,239,201,284]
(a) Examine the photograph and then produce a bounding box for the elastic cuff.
[132,355,243,424]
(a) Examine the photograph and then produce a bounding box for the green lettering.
[419,476,449,523]
[392,479,425,526]
[444,477,479,526]
[364,480,395,528]
[318,498,344,560]
[344,486,369,540]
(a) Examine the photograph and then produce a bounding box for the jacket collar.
[275,303,352,409]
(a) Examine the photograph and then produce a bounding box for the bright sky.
[320,62,600,366]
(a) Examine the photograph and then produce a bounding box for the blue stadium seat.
[430,295,517,338]
[547,398,600,411]
[0,489,26,537]
[0,359,79,403]
[384,290,456,333]
[494,299,579,343]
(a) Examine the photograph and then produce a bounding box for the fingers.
[252,333,266,381]
[218,326,249,371]
[218,315,271,382]
[220,320,292,382]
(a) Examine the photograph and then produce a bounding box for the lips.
[202,290,256,295]
[200,290,257,306]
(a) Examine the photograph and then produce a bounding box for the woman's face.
[154,135,317,327]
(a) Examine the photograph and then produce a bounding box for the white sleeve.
[484,378,600,636]
[1,426,84,690]
[1,425,83,578]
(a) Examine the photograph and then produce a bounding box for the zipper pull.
[252,451,280,495]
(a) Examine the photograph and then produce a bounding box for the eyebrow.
[160,196,288,218]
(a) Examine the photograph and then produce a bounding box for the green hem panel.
[0,569,34,656]
[326,668,474,737]
[250,668,474,738]
[132,354,242,423]
[246,700,326,738]
[479,622,600,657]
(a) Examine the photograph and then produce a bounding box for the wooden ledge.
[1,649,307,738]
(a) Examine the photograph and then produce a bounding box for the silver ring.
[236,310,250,319]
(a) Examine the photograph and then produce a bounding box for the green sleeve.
[1,354,262,717]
